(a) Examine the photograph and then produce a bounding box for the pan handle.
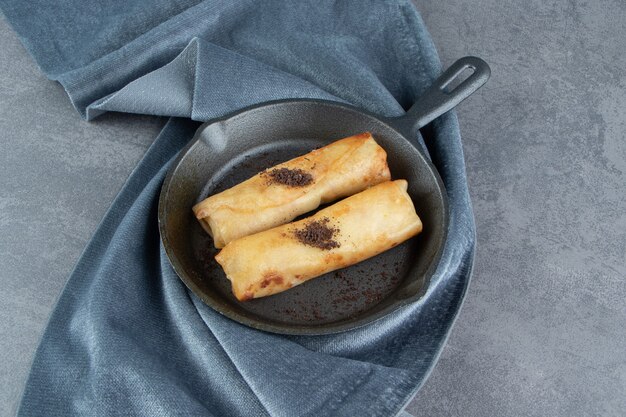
[388,56,490,137]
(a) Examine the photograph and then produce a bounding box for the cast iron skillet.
[159,56,490,335]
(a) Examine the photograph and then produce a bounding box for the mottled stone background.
[1,0,624,416]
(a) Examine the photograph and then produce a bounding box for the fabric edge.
[13,116,185,416]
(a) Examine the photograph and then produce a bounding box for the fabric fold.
[87,38,342,121]
[4,0,436,121]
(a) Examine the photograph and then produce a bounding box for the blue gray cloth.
[1,0,476,415]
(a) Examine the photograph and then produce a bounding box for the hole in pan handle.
[389,56,491,138]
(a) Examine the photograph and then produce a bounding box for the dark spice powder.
[264,167,313,187]
[294,218,340,250]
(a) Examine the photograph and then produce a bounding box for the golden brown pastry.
[193,133,391,248]
[215,180,422,301]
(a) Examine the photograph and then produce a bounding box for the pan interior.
[161,101,446,333]
[191,140,417,325]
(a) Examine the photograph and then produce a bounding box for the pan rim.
[158,98,449,335]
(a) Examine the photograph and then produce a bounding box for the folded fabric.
[0,0,476,416]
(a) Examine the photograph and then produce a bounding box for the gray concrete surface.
[409,1,626,416]
[1,1,625,416]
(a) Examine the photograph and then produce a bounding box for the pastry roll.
[215,180,422,301]
[193,133,391,248]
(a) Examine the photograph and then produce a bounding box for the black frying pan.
[158,56,490,335]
